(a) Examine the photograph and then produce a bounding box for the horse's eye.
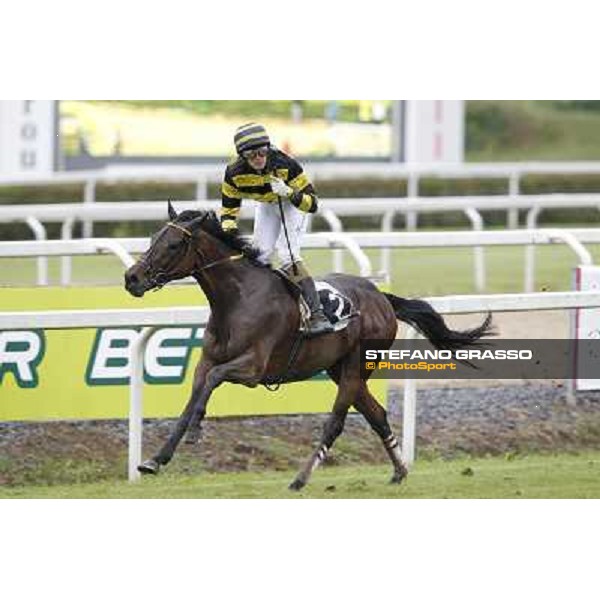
[168,241,183,250]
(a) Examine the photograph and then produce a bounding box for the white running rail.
[3,193,600,286]
[2,229,598,292]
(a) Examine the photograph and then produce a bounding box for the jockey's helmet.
[234,122,270,155]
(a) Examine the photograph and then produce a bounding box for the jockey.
[220,122,333,337]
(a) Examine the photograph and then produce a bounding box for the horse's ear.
[168,200,178,221]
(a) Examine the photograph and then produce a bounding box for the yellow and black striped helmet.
[234,122,270,154]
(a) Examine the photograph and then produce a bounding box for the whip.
[277,196,299,277]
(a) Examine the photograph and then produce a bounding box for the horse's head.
[124,201,209,297]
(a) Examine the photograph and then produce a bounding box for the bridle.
[167,222,244,271]
[137,220,244,290]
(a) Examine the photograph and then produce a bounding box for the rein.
[199,253,244,272]
[277,197,299,277]
[166,222,244,273]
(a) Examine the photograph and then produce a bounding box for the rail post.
[129,327,154,482]
[82,179,96,238]
[508,171,520,229]
[24,216,48,286]
[402,327,418,467]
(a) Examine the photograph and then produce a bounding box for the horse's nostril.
[126,273,138,285]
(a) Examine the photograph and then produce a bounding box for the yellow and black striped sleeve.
[286,158,318,214]
[220,167,243,231]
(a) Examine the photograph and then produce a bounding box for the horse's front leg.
[138,359,212,475]
[139,351,264,475]
[183,352,264,447]
[184,396,209,445]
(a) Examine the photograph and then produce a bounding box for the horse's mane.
[176,210,270,268]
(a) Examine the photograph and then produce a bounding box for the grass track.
[3,452,600,498]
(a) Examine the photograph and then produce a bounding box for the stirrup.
[304,312,334,337]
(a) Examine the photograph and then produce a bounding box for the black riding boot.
[299,277,334,337]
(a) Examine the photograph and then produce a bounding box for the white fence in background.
[2,159,600,235]
[2,290,600,481]
[2,193,600,236]
[0,234,375,285]
[4,159,600,200]
[1,228,599,293]
[2,193,600,289]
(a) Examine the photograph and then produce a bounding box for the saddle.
[273,270,359,333]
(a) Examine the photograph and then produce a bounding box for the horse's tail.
[384,293,495,350]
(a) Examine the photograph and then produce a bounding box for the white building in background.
[393,100,465,164]
[0,100,58,177]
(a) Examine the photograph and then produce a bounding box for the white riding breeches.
[253,199,308,267]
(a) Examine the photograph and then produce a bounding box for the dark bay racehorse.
[124,203,493,490]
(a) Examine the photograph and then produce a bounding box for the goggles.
[242,146,269,160]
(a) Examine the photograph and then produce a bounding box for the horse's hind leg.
[353,383,407,484]
[289,396,350,491]
[288,361,357,491]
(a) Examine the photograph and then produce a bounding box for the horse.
[124,203,493,490]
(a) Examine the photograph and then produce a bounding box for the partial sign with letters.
[0,100,57,177]
[0,330,46,388]
[0,286,386,421]
[86,327,203,385]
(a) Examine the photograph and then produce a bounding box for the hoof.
[138,459,160,475]
[288,478,306,491]
[389,469,408,485]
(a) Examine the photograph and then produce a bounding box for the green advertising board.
[0,287,387,421]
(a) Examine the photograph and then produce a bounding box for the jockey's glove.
[221,219,238,233]
[270,176,293,199]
